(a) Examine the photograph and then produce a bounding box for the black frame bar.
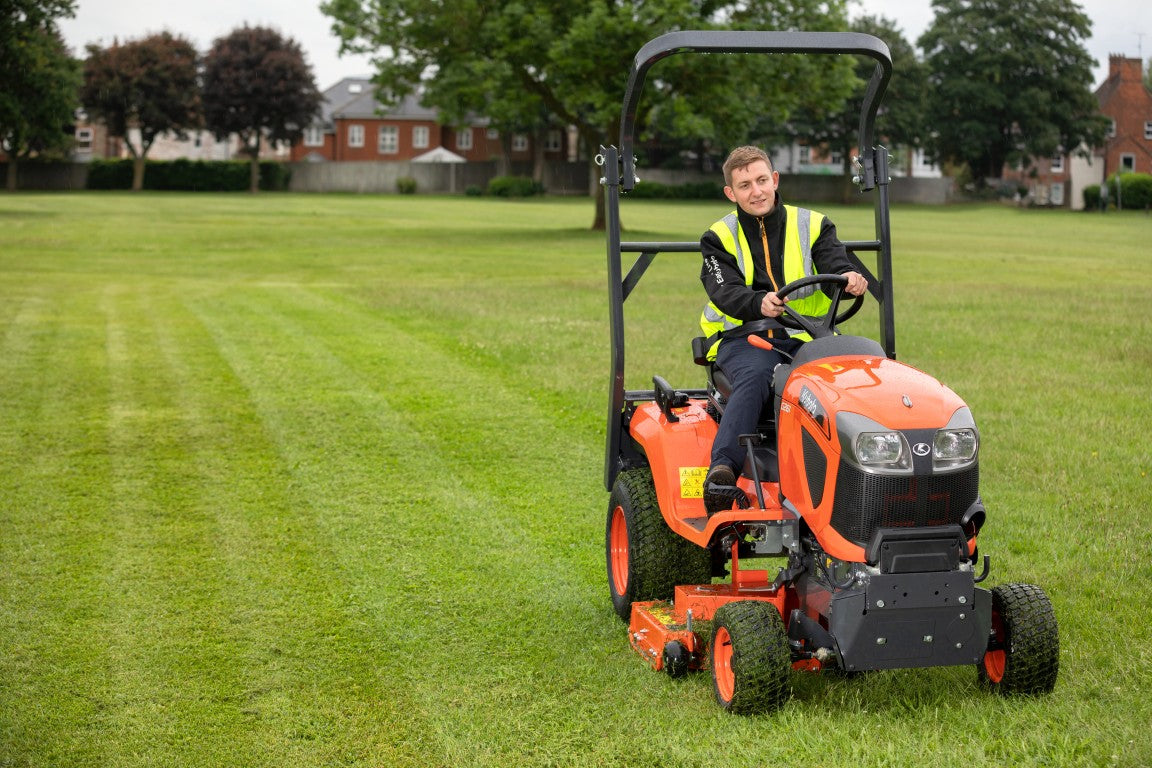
[604,31,897,491]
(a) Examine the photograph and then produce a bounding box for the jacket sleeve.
[811,218,856,275]
[700,230,768,321]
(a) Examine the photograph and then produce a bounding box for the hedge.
[86,158,292,191]
[1085,172,1152,210]
[486,175,545,197]
[626,180,725,200]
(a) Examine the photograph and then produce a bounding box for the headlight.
[857,432,908,466]
[837,413,913,474]
[934,408,979,471]
[934,428,978,469]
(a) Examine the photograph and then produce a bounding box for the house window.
[1145,121,1152,140]
[378,125,399,154]
[456,128,473,151]
[512,134,529,152]
[412,125,429,149]
[545,130,563,152]
[487,128,499,140]
[303,126,324,147]
[1107,119,1116,138]
[348,124,364,148]
[1049,183,1064,206]
[830,150,843,165]
[1120,154,1136,173]
[798,145,811,164]
[1050,154,1064,173]
[75,128,92,151]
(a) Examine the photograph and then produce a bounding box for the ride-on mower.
[600,31,1059,713]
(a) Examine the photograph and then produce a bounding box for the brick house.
[1095,55,1152,177]
[289,77,571,165]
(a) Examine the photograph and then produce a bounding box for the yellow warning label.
[679,466,709,498]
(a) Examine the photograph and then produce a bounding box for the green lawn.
[1,192,1150,767]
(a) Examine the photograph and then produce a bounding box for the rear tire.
[710,601,792,714]
[977,583,1059,695]
[606,468,710,622]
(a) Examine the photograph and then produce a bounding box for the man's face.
[724,160,778,217]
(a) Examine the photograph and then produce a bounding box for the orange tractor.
[600,31,1059,713]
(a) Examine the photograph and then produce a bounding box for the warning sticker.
[679,466,709,498]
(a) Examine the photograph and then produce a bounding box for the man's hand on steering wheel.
[761,271,867,319]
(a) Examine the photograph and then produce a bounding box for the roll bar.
[619,31,892,192]
[603,31,897,491]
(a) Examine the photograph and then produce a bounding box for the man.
[699,146,867,515]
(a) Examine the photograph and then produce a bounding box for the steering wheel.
[773,273,865,339]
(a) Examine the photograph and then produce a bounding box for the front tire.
[978,583,1059,695]
[606,468,709,622]
[710,601,792,714]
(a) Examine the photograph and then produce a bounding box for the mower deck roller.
[601,30,1058,713]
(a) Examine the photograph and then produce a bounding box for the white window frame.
[1107,119,1116,138]
[1049,183,1064,206]
[512,134,529,152]
[303,126,324,147]
[75,128,93,150]
[456,128,473,151]
[378,125,399,154]
[348,124,364,148]
[486,128,499,140]
[1120,153,1136,173]
[798,145,812,164]
[412,125,429,149]
[546,129,562,152]
[1145,121,1152,140]
[1050,154,1064,173]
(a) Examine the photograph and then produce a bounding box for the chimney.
[1108,55,1142,83]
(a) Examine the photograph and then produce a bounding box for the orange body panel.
[777,355,971,562]
[629,400,790,548]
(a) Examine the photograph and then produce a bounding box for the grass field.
[1,192,1150,767]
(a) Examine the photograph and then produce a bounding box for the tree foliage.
[1,0,78,190]
[321,0,856,227]
[918,0,1107,182]
[201,26,322,193]
[80,32,201,191]
[0,23,80,190]
[783,15,927,187]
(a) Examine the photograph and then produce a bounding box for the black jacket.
[699,194,855,322]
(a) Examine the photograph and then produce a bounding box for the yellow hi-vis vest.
[699,205,830,360]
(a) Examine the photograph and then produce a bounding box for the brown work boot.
[704,464,736,516]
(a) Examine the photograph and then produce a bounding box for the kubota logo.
[913,442,931,457]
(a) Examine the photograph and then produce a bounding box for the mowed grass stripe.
[188,284,683,762]
[112,281,438,765]
[0,283,120,764]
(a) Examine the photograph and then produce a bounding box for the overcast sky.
[58,0,1147,91]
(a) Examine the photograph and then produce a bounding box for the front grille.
[831,461,979,545]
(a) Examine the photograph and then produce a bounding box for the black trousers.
[712,335,802,473]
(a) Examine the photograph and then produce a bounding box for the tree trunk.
[132,155,146,191]
[590,156,605,231]
[249,152,260,193]
[6,158,18,191]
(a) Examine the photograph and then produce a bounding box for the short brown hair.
[722,146,773,187]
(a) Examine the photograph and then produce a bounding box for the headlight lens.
[933,428,978,469]
[856,431,910,468]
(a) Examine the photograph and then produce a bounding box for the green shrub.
[465,185,484,197]
[85,158,290,191]
[1107,172,1152,209]
[627,180,725,200]
[486,175,544,197]
[1082,184,1102,210]
[396,176,417,195]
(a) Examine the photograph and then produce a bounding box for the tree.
[918,0,1107,184]
[0,22,80,190]
[80,32,201,191]
[202,26,322,193]
[321,0,856,229]
[782,15,927,198]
